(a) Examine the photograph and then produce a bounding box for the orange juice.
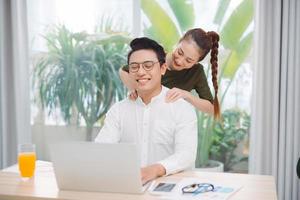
[18,152,36,177]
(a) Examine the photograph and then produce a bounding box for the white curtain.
[250,0,300,200]
[0,0,31,169]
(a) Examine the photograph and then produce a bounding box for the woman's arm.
[118,68,137,91]
[185,91,214,114]
[166,88,214,114]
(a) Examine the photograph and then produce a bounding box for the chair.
[297,157,300,179]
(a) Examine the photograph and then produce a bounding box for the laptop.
[49,141,148,194]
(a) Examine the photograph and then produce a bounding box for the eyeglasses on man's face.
[182,183,214,195]
[127,60,160,73]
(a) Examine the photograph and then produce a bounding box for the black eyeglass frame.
[125,60,161,73]
[182,183,214,194]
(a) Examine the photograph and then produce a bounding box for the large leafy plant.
[141,0,254,169]
[33,25,130,140]
[210,109,250,171]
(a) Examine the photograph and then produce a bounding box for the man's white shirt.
[95,86,197,175]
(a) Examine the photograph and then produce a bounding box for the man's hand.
[165,87,189,103]
[141,164,166,185]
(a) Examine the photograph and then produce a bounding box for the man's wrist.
[154,164,166,177]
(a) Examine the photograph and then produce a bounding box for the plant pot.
[193,160,224,172]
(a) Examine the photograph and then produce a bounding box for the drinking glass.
[18,144,36,178]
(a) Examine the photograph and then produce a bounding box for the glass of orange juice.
[18,144,36,178]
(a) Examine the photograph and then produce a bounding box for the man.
[95,37,197,184]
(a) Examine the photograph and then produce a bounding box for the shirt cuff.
[157,160,181,176]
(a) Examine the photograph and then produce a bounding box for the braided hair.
[181,28,221,119]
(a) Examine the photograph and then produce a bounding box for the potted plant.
[195,112,224,171]
[33,25,131,141]
[195,109,250,172]
[210,109,250,171]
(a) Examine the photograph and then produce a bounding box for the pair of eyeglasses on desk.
[182,183,214,195]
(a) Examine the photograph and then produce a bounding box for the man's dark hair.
[127,37,166,65]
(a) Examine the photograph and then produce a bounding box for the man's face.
[128,49,166,95]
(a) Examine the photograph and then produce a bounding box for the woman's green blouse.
[162,63,213,103]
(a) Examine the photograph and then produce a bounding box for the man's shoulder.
[117,98,131,105]
[172,98,195,111]
[161,86,194,111]
[167,98,197,124]
[108,98,133,111]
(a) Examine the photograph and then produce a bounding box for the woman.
[120,28,220,119]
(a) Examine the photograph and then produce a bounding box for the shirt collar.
[136,86,168,106]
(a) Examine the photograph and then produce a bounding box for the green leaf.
[213,0,231,25]
[94,34,131,46]
[141,0,180,51]
[33,24,129,135]
[167,0,195,32]
[222,32,253,78]
[220,0,253,49]
[143,26,161,41]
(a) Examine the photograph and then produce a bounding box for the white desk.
[0,161,277,200]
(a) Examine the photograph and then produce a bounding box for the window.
[28,0,253,172]
[27,0,133,158]
[28,0,133,126]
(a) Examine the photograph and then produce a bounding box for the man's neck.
[138,86,163,105]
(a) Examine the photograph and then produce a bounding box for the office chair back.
[297,157,300,179]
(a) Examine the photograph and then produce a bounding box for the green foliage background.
[33,25,131,140]
[141,0,253,170]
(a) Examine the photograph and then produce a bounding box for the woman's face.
[170,40,203,71]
